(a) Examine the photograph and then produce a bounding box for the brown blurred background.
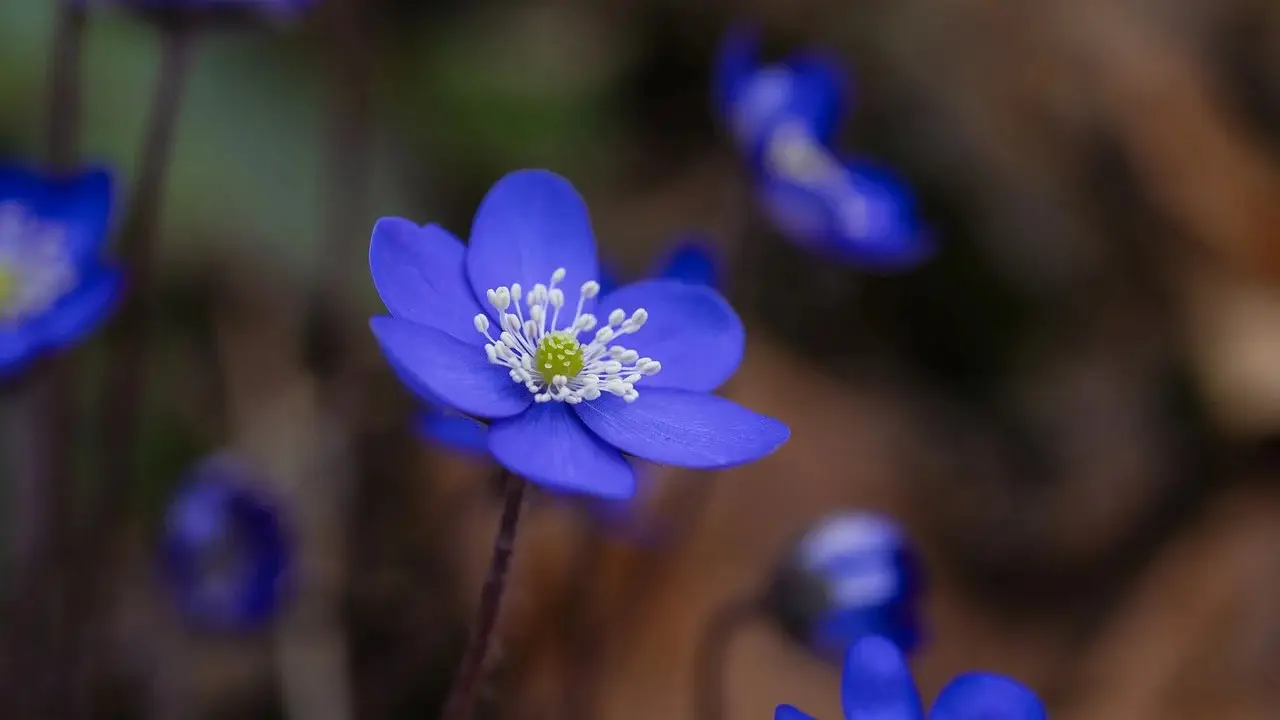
[6,0,1280,717]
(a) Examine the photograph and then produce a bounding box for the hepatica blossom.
[416,237,722,458]
[777,635,1046,720]
[370,169,788,499]
[161,455,292,632]
[0,165,120,377]
[773,632,1044,717]
[767,512,923,662]
[715,28,931,270]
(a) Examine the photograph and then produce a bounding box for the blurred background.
[5,0,1280,717]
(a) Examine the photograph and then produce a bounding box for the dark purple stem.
[66,18,198,714]
[441,472,526,720]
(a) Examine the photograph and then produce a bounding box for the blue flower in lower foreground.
[416,237,722,457]
[767,513,924,662]
[0,165,120,378]
[777,635,1046,720]
[161,455,293,632]
[370,169,789,499]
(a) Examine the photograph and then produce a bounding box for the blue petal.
[929,674,1046,720]
[31,265,122,349]
[55,167,115,266]
[782,51,849,148]
[653,238,719,288]
[0,165,43,204]
[369,316,531,419]
[466,170,599,314]
[597,263,620,297]
[0,165,115,267]
[0,326,35,378]
[573,388,789,469]
[598,279,744,392]
[417,405,491,457]
[488,402,636,499]
[841,635,924,720]
[714,26,761,120]
[775,706,817,720]
[369,218,486,343]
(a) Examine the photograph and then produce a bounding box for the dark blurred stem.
[97,17,196,532]
[693,596,760,720]
[66,19,197,714]
[315,0,374,317]
[441,473,526,720]
[47,0,86,167]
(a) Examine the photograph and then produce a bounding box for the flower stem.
[66,17,198,713]
[96,15,196,534]
[441,472,527,720]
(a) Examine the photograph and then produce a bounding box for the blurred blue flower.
[0,165,120,378]
[369,169,788,499]
[776,635,1046,720]
[767,513,924,662]
[715,26,847,169]
[415,236,723,457]
[715,28,932,271]
[161,455,292,632]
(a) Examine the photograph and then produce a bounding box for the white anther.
[474,269,662,403]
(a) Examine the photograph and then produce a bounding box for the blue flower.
[160,454,293,632]
[777,635,1046,720]
[715,26,847,170]
[767,513,924,662]
[0,165,120,378]
[370,169,788,500]
[415,236,723,457]
[715,29,932,271]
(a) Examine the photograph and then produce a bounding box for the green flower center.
[0,264,17,313]
[535,331,583,379]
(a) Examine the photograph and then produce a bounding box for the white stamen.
[0,201,76,326]
[473,267,661,404]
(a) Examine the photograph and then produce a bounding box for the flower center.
[0,202,76,325]
[536,331,584,379]
[474,268,661,404]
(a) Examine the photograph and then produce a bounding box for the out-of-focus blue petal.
[775,705,818,720]
[0,165,42,205]
[488,402,636,499]
[369,219,484,343]
[370,316,531,419]
[841,636,924,720]
[161,456,291,633]
[32,265,121,348]
[714,25,761,120]
[573,388,789,469]
[929,674,1047,720]
[782,51,849,148]
[0,326,34,378]
[417,405,490,457]
[466,170,599,317]
[654,239,719,288]
[771,513,924,662]
[598,279,743,392]
[56,167,115,267]
[757,134,932,271]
